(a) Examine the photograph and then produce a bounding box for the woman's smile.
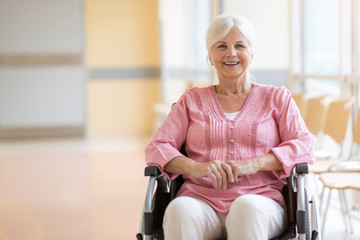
[223,61,240,66]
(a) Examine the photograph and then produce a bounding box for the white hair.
[206,15,256,54]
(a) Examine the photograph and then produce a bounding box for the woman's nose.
[226,46,236,56]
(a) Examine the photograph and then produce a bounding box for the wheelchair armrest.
[295,163,309,174]
[145,165,162,177]
[144,166,168,213]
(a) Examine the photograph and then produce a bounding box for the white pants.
[163,195,286,240]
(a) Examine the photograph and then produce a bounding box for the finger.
[213,165,223,190]
[234,167,242,182]
[216,162,228,190]
[210,164,223,190]
[227,161,241,182]
[221,162,234,183]
[208,170,219,190]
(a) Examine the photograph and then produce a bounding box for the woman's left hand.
[226,159,259,181]
[226,153,283,181]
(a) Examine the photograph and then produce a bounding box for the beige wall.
[86,0,160,136]
[87,80,160,136]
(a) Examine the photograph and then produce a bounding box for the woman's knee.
[163,197,199,239]
[164,196,197,224]
[226,194,286,240]
[228,194,266,218]
[163,196,222,240]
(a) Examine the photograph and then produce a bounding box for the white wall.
[0,0,83,53]
[0,0,85,136]
[0,68,84,127]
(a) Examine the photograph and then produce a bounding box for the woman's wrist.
[253,153,283,171]
[183,159,200,176]
[164,156,198,176]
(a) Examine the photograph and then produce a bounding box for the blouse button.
[230,139,234,143]
[230,125,234,129]
[230,151,234,155]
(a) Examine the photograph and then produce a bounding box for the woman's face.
[209,27,253,81]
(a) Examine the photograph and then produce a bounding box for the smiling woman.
[145,15,315,240]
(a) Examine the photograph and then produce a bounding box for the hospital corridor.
[0,0,360,239]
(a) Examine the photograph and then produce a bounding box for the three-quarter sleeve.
[270,88,315,178]
[145,91,191,180]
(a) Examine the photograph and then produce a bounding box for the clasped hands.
[165,153,280,191]
[189,159,259,191]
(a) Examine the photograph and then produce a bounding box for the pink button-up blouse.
[145,83,315,214]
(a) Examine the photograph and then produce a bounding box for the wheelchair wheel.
[305,187,311,240]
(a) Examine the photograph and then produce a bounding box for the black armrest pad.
[295,163,309,174]
[145,166,161,177]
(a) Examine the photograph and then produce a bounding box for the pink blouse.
[145,83,315,214]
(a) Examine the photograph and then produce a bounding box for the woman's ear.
[208,56,213,66]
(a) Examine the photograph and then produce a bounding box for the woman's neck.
[215,79,252,96]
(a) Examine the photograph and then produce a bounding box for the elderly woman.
[145,15,315,240]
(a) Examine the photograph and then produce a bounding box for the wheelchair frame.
[137,164,320,240]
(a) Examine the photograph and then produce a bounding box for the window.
[292,0,354,98]
[159,0,211,104]
[304,0,339,74]
[304,79,341,97]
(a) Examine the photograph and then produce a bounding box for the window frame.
[291,0,360,115]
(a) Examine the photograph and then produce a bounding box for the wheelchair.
[137,163,320,240]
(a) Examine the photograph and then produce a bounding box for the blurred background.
[0,0,359,239]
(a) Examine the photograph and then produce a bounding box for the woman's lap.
[163,195,286,240]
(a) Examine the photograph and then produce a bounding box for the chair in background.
[319,171,360,237]
[292,92,308,119]
[310,97,354,170]
[320,97,354,157]
[349,107,360,160]
[311,105,360,238]
[308,98,354,210]
[303,96,329,149]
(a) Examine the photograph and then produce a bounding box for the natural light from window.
[304,0,339,74]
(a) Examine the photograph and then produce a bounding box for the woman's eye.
[218,44,226,49]
[236,44,245,48]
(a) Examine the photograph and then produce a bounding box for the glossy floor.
[0,136,149,240]
[0,136,358,240]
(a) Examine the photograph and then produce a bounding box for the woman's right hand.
[189,160,235,190]
[164,157,234,190]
